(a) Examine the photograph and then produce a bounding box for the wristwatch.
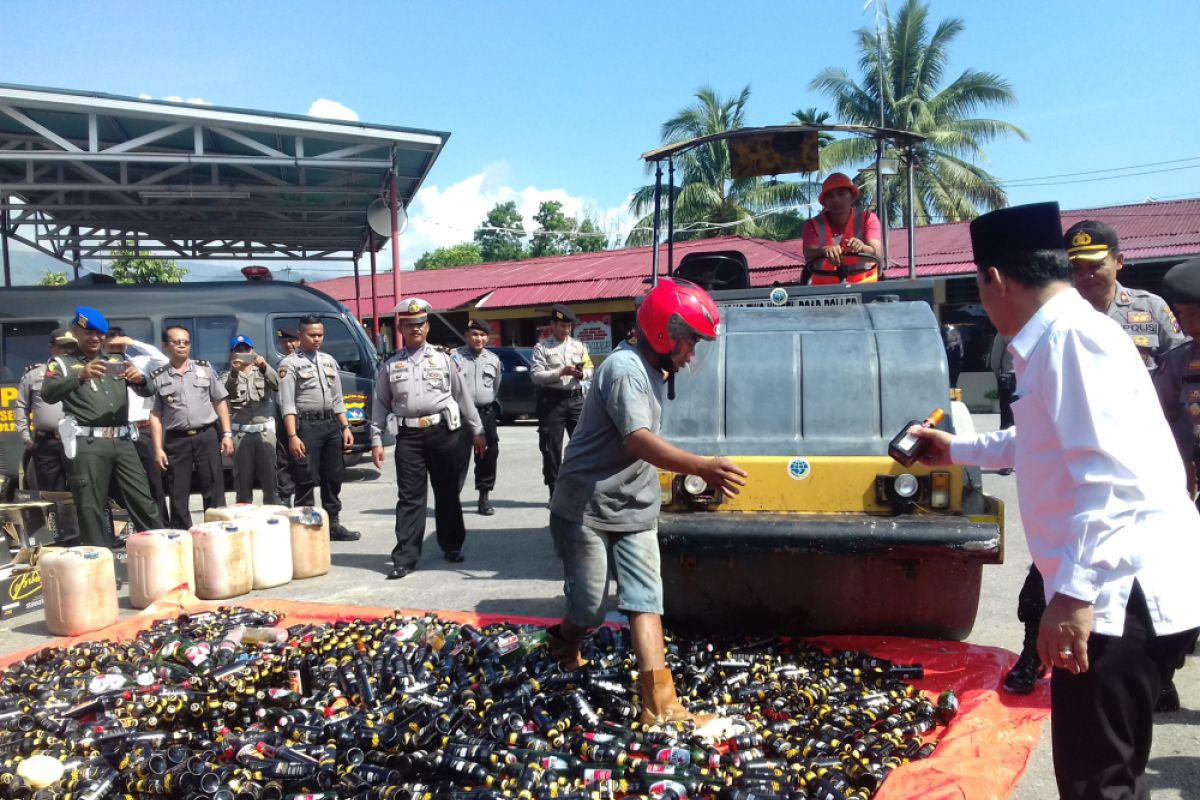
[340,424,351,431]
[221,431,233,438]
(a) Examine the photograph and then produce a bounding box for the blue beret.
[230,334,255,350]
[72,306,109,334]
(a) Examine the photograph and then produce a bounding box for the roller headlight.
[893,473,920,499]
[682,474,708,496]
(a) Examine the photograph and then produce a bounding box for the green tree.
[414,242,484,270]
[529,201,573,258]
[105,240,188,283]
[626,86,809,247]
[809,0,1026,225]
[474,201,527,262]
[574,216,608,253]
[40,271,69,286]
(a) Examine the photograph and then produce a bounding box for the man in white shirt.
[105,328,170,523]
[910,202,1200,800]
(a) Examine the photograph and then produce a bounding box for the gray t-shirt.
[549,342,663,532]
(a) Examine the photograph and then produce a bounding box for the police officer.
[274,327,300,506]
[531,304,593,501]
[371,298,484,579]
[220,335,280,505]
[1067,219,1186,371]
[149,325,233,529]
[15,328,77,491]
[279,315,360,541]
[1004,220,1189,697]
[455,319,502,515]
[40,307,161,546]
[106,328,170,522]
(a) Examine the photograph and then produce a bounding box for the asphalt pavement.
[0,416,1195,797]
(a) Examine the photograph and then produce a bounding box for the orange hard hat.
[819,172,860,205]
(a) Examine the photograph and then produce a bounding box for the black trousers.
[538,389,583,487]
[392,422,466,569]
[30,432,69,492]
[134,427,168,524]
[162,425,225,529]
[291,416,344,522]
[458,403,499,492]
[233,430,280,505]
[1017,563,1047,630]
[1051,582,1197,800]
[998,372,1016,430]
[275,410,294,502]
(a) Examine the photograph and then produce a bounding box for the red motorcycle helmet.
[637,277,721,355]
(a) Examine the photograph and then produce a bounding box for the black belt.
[298,410,335,421]
[546,387,583,398]
[166,422,216,438]
[33,430,60,441]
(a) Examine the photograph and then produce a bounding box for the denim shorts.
[550,514,663,629]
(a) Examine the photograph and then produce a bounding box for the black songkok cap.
[970,202,1064,267]
[1161,257,1200,305]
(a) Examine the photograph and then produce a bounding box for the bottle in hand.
[888,408,945,466]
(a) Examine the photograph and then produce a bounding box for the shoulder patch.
[152,365,169,377]
[23,363,45,375]
[194,359,211,367]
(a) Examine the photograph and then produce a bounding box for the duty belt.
[232,422,271,434]
[33,429,61,440]
[398,412,442,429]
[77,424,135,439]
[298,410,335,421]
[166,423,215,438]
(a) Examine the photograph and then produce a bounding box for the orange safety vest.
[807,210,879,285]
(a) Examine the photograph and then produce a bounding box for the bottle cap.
[928,408,945,425]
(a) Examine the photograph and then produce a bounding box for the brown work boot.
[546,624,587,670]
[638,667,714,727]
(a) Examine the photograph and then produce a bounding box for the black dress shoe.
[1002,649,1046,695]
[444,550,465,563]
[478,491,494,516]
[329,523,361,542]
[1156,679,1181,713]
[386,565,410,580]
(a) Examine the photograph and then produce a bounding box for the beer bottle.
[888,408,945,467]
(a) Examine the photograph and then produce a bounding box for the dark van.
[0,278,382,494]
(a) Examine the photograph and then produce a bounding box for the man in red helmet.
[546,278,748,727]
[802,172,883,284]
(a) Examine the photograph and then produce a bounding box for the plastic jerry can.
[40,546,118,636]
[126,529,195,609]
[281,507,330,579]
[189,521,253,600]
[248,515,293,589]
[256,505,289,519]
[204,504,261,523]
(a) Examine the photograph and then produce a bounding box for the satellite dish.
[367,197,408,238]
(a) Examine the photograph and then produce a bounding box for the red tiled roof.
[312,199,1200,309]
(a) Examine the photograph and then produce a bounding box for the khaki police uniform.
[41,352,161,546]
[455,344,502,498]
[279,348,353,532]
[370,343,483,572]
[1105,282,1185,372]
[16,362,68,491]
[531,327,593,494]
[152,359,229,529]
[221,361,281,505]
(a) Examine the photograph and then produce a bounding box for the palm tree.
[810,0,1027,225]
[625,86,810,246]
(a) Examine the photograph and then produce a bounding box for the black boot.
[547,484,555,508]
[478,490,494,516]
[1003,618,1047,695]
[1156,679,1181,713]
[329,521,361,542]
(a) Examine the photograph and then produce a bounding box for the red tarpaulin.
[0,590,1051,800]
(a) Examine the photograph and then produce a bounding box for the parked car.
[490,347,538,423]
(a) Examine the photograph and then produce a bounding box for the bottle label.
[895,431,919,451]
[582,768,612,781]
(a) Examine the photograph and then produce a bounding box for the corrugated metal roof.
[340,287,490,317]
[312,199,1200,309]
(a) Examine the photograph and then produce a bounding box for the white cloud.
[387,164,634,265]
[306,98,359,122]
[159,95,213,105]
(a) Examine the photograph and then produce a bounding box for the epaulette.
[23,363,45,375]
[152,365,169,378]
[195,359,211,367]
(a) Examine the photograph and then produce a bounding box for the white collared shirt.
[124,339,169,423]
[951,288,1200,637]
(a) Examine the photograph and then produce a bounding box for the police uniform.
[371,298,483,578]
[151,355,229,529]
[455,319,502,515]
[15,329,74,491]
[531,304,593,498]
[274,328,300,505]
[220,335,280,505]
[40,307,161,546]
[279,335,359,540]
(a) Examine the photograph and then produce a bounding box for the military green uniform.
[41,353,161,546]
[1105,282,1186,372]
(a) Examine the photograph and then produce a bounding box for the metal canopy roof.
[0,83,448,264]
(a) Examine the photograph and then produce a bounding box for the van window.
[163,316,239,371]
[274,316,363,374]
[2,321,59,381]
[106,318,153,345]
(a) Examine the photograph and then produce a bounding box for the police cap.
[1064,220,1120,262]
[970,202,1063,267]
[277,327,299,341]
[466,319,492,335]
[49,328,76,344]
[72,306,109,335]
[550,304,578,324]
[1161,257,1200,305]
[394,297,432,323]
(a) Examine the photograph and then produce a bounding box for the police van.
[0,273,383,494]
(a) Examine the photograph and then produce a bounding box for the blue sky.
[3,0,1198,280]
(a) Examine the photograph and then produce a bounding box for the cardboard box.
[14,490,114,546]
[0,501,55,554]
[0,564,43,619]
